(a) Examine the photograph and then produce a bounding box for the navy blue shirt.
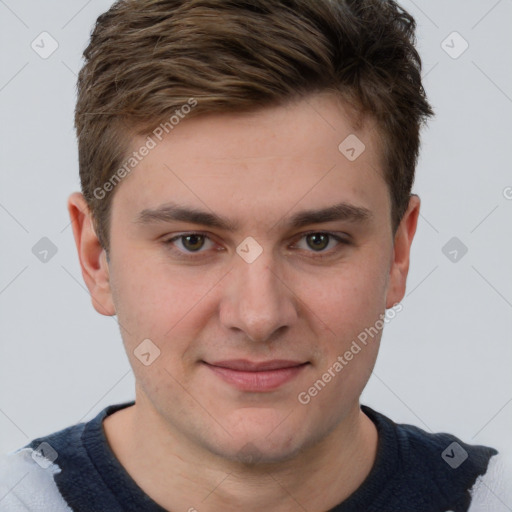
[0,401,502,511]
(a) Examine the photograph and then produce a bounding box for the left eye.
[294,232,345,253]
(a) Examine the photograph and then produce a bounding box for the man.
[0,0,508,511]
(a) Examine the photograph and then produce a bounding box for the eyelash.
[162,231,351,260]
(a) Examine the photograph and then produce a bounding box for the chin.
[204,413,329,467]
[210,435,305,466]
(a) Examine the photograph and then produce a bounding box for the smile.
[203,359,310,392]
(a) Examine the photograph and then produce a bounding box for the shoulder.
[0,418,89,511]
[467,450,512,512]
[0,402,135,512]
[362,405,508,510]
[0,444,74,511]
[396,417,497,476]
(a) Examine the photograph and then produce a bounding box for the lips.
[207,359,306,371]
[203,359,309,392]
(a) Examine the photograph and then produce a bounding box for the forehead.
[110,93,389,231]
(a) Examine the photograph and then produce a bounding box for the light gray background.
[1,0,511,474]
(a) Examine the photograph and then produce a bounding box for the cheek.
[304,252,390,341]
[109,255,222,355]
[297,344,378,427]
[297,263,387,412]
[296,249,389,402]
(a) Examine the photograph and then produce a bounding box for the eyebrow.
[134,201,373,232]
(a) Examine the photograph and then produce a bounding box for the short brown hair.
[75,0,434,253]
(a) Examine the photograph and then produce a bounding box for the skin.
[68,92,420,511]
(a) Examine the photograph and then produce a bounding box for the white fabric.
[0,448,72,512]
[468,454,512,512]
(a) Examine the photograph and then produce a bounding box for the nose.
[219,250,298,343]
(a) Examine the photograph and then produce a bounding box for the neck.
[104,396,378,512]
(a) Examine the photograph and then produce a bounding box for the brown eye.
[164,232,216,257]
[293,232,350,259]
[181,234,205,252]
[306,233,330,251]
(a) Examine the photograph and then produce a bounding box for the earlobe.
[385,195,421,308]
[67,192,116,316]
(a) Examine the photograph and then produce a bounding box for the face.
[72,93,417,464]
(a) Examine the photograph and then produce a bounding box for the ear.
[385,194,420,308]
[67,192,115,316]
